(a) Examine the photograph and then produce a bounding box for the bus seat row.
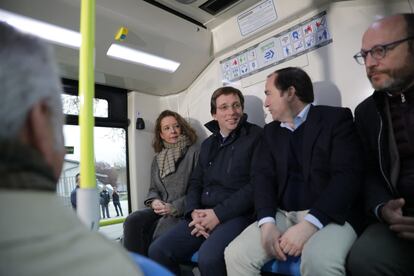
[190,251,301,276]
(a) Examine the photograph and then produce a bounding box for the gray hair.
[0,22,64,149]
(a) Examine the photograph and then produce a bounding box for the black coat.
[254,105,364,232]
[185,114,262,222]
[70,185,79,209]
[112,191,120,203]
[355,91,400,214]
[100,190,110,206]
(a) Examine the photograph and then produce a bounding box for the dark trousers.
[148,215,252,276]
[101,204,110,218]
[113,201,123,216]
[123,208,160,255]
[347,223,414,276]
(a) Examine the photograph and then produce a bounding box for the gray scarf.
[156,135,191,179]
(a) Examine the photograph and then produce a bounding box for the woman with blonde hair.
[124,110,198,255]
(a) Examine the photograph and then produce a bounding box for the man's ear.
[20,101,54,162]
[287,86,296,101]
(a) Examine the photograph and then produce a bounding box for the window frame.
[61,78,132,213]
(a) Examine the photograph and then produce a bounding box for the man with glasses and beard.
[347,14,414,276]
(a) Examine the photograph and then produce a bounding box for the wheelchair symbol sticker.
[291,29,302,41]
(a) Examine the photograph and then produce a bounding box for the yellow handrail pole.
[77,0,99,230]
[79,0,95,186]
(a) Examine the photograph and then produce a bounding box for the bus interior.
[1,0,413,269]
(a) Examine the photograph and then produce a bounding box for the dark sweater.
[282,123,307,211]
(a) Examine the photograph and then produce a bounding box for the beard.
[371,74,411,94]
[369,54,414,94]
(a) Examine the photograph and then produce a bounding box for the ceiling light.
[0,9,81,49]
[107,44,180,73]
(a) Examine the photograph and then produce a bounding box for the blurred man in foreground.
[0,22,142,276]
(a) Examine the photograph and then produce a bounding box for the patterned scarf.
[156,135,191,179]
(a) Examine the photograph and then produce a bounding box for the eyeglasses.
[353,36,414,65]
[217,102,242,112]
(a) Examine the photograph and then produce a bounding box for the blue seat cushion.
[129,252,174,276]
[191,252,301,276]
[262,256,301,276]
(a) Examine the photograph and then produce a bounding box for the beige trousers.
[225,209,356,276]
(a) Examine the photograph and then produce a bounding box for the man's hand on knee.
[279,221,317,257]
[260,223,286,261]
[382,198,414,240]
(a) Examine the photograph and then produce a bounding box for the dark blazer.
[254,105,364,231]
[185,114,262,222]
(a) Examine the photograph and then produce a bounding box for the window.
[62,94,109,118]
[57,78,130,229]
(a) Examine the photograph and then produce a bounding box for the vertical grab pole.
[77,0,99,230]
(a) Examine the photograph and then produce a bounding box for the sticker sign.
[221,11,332,84]
[237,0,278,37]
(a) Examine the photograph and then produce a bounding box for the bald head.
[363,15,408,50]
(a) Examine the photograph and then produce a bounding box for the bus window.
[58,125,128,221]
[58,79,130,234]
[62,94,109,118]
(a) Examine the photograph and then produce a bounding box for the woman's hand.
[151,199,164,210]
[151,199,173,216]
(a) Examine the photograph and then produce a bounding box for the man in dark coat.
[148,86,262,276]
[225,67,363,276]
[70,173,80,209]
[112,186,123,217]
[100,185,111,218]
[347,14,414,275]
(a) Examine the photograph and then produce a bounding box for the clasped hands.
[261,221,317,261]
[188,209,220,239]
[151,199,173,216]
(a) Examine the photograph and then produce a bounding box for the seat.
[261,256,301,276]
[191,251,301,276]
[129,252,174,276]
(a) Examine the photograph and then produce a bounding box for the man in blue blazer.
[225,67,364,276]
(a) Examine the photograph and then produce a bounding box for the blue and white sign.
[264,48,275,61]
[221,11,332,84]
